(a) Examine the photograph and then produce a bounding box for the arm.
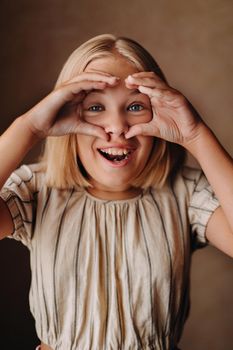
[0,72,118,239]
[0,116,39,190]
[125,72,233,257]
[186,125,233,258]
[0,117,40,239]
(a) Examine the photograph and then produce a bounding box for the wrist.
[183,123,215,159]
[18,114,45,143]
[11,115,43,153]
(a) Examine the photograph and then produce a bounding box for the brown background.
[0,0,233,349]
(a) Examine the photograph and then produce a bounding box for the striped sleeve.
[182,167,220,247]
[0,164,39,247]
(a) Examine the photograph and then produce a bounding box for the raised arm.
[125,72,233,258]
[0,72,119,239]
[185,125,233,258]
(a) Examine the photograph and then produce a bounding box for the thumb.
[76,121,109,141]
[125,123,158,139]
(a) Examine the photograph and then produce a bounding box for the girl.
[0,34,232,350]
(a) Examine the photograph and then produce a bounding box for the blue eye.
[128,104,144,112]
[88,105,103,112]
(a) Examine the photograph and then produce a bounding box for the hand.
[23,72,119,140]
[124,72,204,147]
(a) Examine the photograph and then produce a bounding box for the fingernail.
[109,77,120,84]
[126,75,134,81]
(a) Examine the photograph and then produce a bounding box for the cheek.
[82,108,153,127]
[143,111,153,124]
[76,135,95,162]
[128,111,152,126]
[81,105,102,125]
[82,114,103,128]
[138,136,154,157]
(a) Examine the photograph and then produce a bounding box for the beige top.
[0,163,219,350]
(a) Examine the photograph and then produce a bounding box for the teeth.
[100,148,131,156]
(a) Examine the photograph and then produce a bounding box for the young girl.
[0,34,232,350]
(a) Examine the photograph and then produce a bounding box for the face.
[77,55,154,199]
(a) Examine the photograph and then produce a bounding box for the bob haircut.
[40,34,185,189]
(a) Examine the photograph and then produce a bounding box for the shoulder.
[3,162,46,192]
[12,162,45,179]
[150,166,202,193]
[148,166,205,207]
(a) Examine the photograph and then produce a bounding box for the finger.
[130,71,163,80]
[65,72,120,86]
[125,78,156,91]
[124,81,140,90]
[130,71,168,86]
[61,81,108,101]
[77,121,109,141]
[138,85,185,107]
[48,81,108,116]
[67,90,87,106]
[137,85,164,100]
[125,123,158,139]
[125,74,166,89]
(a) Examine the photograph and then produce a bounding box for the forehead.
[85,55,139,79]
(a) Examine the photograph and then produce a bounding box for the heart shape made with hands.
[123,72,202,146]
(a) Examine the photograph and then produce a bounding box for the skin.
[77,55,154,199]
[1,53,232,257]
[121,67,233,259]
[0,49,232,350]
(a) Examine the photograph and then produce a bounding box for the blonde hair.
[40,34,185,189]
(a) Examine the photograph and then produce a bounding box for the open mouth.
[98,148,134,163]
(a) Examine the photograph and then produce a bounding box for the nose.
[104,111,129,137]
